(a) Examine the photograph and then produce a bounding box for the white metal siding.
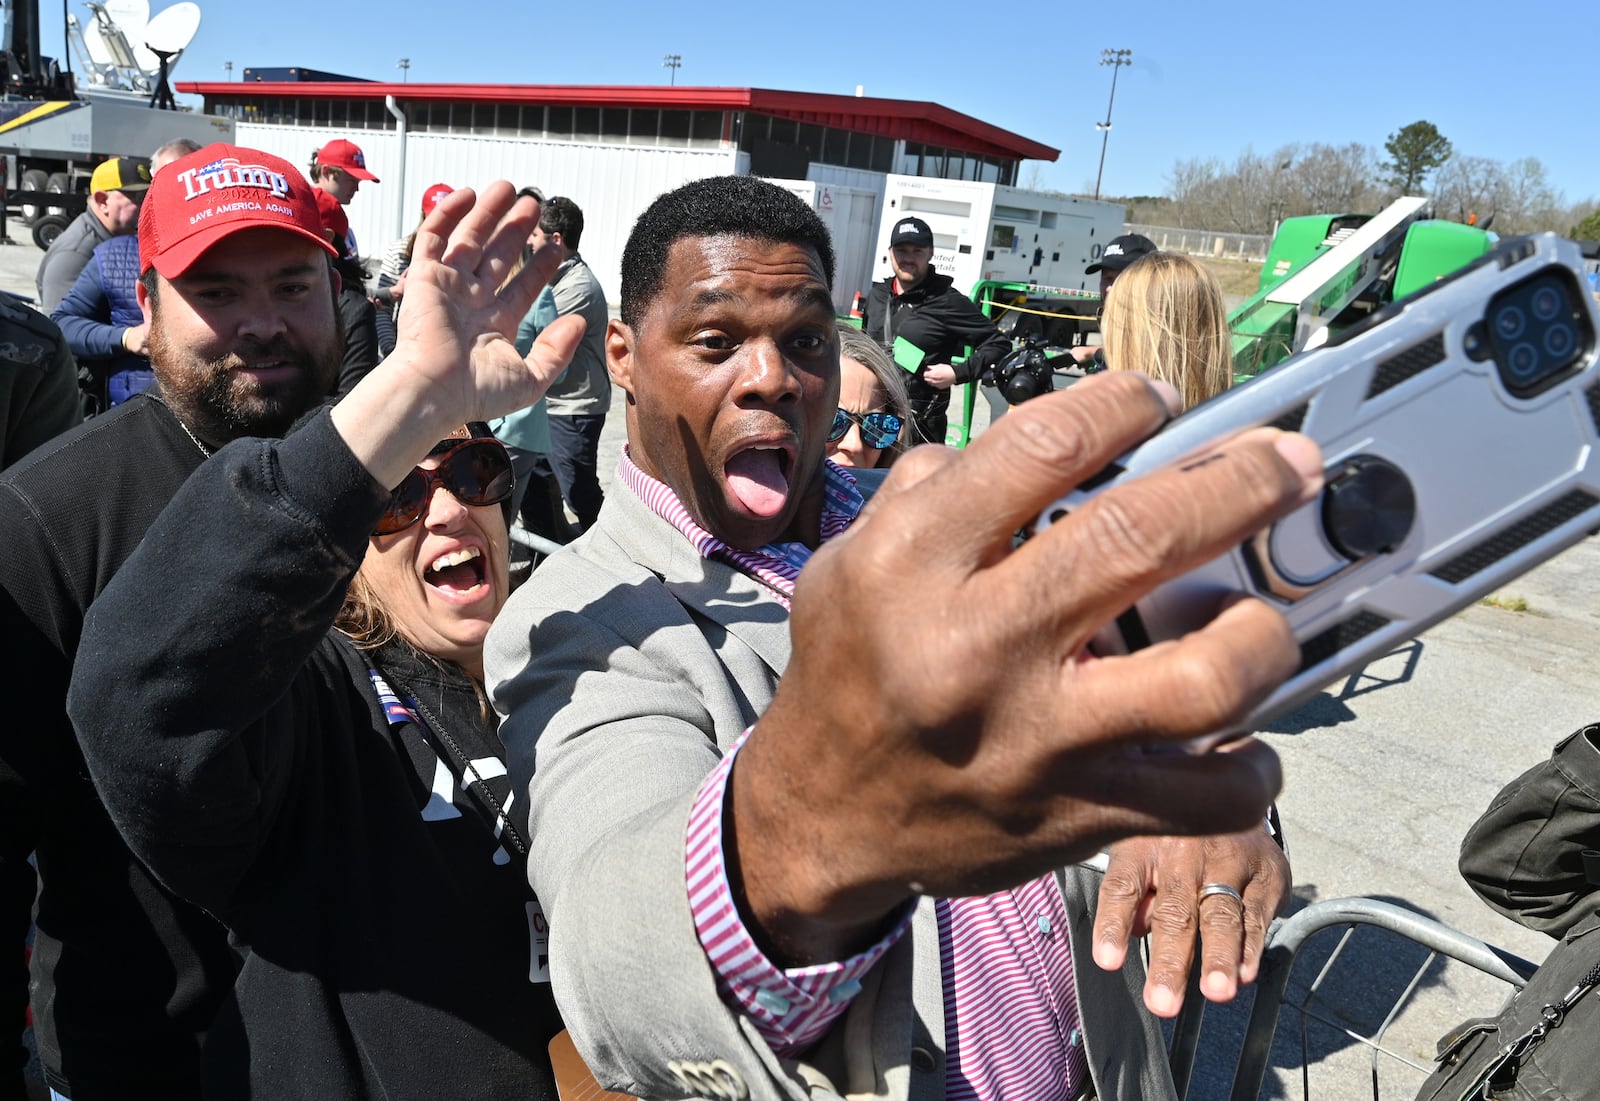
[769,178,880,311]
[235,122,741,302]
[806,163,887,195]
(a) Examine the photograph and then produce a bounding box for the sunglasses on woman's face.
[828,408,903,451]
[374,438,514,535]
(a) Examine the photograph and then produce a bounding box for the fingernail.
[1204,969,1232,999]
[1149,379,1183,417]
[1274,432,1324,486]
[1149,984,1179,1016]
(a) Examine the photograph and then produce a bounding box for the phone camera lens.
[1544,323,1575,359]
[1508,342,1540,380]
[1494,306,1526,340]
[1531,285,1562,322]
[1489,274,1584,395]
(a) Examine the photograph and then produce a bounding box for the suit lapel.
[603,481,795,677]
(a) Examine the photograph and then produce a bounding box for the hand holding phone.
[1037,234,1600,744]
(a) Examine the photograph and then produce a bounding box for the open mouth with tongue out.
[723,445,794,519]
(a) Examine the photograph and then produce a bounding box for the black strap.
[400,685,529,860]
[1583,848,1600,888]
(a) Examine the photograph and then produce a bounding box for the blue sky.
[38,0,1599,210]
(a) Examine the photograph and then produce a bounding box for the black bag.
[1459,724,1600,937]
[1414,910,1600,1100]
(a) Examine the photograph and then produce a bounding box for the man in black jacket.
[860,215,1010,446]
[0,142,346,1101]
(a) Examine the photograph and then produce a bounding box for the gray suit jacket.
[487,479,1178,1101]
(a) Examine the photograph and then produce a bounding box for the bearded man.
[0,143,348,1100]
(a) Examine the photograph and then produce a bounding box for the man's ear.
[136,276,154,324]
[606,318,636,403]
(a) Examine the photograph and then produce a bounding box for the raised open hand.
[388,181,579,425]
[332,182,584,488]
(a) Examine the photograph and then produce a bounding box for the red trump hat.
[317,138,379,182]
[420,183,454,218]
[138,143,338,278]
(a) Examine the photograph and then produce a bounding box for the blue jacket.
[51,236,153,406]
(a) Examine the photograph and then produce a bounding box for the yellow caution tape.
[980,299,1100,323]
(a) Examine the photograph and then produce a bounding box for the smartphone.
[1035,233,1600,743]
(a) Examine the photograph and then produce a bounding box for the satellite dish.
[142,2,201,58]
[81,19,120,68]
[106,0,151,42]
[142,2,200,109]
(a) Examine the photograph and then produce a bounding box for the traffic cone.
[850,291,864,319]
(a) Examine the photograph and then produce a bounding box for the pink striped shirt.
[620,452,1091,1099]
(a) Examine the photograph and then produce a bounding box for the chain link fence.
[1126,223,1272,264]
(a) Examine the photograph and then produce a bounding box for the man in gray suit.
[488,176,1316,1101]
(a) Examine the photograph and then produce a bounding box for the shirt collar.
[618,448,863,603]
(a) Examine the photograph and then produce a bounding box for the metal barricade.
[1170,897,1540,1100]
[509,524,566,561]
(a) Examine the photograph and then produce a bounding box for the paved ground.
[4,234,1589,1099]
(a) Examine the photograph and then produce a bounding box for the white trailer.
[767,178,878,314]
[868,174,1125,296]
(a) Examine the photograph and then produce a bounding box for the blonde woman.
[1100,252,1234,410]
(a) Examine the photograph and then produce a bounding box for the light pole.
[223,60,233,81]
[397,58,411,83]
[1270,157,1293,236]
[1092,48,1132,201]
[662,54,681,86]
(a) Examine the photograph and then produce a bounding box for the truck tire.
[45,172,69,216]
[32,214,69,250]
[17,169,49,225]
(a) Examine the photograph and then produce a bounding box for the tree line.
[1115,121,1598,240]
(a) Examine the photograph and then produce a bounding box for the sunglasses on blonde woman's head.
[828,408,903,451]
[374,438,514,535]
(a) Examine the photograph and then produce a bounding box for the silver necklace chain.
[174,415,212,458]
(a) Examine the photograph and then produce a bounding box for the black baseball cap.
[889,216,934,249]
[1085,233,1157,275]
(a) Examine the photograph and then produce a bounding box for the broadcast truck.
[0,0,233,248]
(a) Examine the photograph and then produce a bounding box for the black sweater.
[861,270,1011,434]
[67,411,563,1098]
[0,394,237,1099]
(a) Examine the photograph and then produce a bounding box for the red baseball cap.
[314,186,350,248]
[318,138,379,182]
[139,143,338,278]
[420,183,454,218]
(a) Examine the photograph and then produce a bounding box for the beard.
[150,299,344,442]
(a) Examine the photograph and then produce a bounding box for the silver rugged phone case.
[1034,233,1600,740]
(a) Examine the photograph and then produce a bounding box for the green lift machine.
[1229,196,1495,381]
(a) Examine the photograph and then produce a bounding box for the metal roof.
[175,82,1060,163]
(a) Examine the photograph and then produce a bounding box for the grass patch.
[1481,594,1531,613]
[1195,257,1266,300]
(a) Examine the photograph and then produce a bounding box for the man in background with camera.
[1070,232,1159,371]
[860,215,1010,445]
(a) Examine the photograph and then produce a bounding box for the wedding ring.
[1198,882,1245,905]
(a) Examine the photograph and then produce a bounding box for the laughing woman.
[65,185,582,1098]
